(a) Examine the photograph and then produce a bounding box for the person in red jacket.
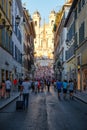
[38,80,41,92]
[13,78,18,91]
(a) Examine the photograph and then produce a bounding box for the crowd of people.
[18,77,52,110]
[30,78,51,93]
[53,79,77,100]
[0,78,12,99]
[0,77,52,110]
[0,77,77,110]
[20,77,78,109]
[0,78,23,99]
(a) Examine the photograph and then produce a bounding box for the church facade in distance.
[33,10,56,79]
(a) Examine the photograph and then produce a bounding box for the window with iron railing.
[65,44,75,60]
[67,22,75,41]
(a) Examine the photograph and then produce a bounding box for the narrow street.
[0,1,87,130]
[0,87,87,130]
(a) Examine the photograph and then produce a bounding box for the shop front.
[76,40,87,91]
[82,65,87,91]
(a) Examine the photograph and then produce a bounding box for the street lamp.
[66,39,71,47]
[0,15,20,29]
[15,15,20,25]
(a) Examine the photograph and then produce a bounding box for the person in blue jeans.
[56,79,62,100]
[21,77,30,110]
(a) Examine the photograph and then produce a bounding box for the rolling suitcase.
[16,95,24,110]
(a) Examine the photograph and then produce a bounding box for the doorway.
[77,70,81,90]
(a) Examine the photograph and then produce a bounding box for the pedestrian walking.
[68,79,74,99]
[18,78,23,92]
[31,79,35,92]
[62,79,68,100]
[1,80,6,98]
[21,77,30,110]
[34,80,38,94]
[13,78,18,91]
[47,79,51,92]
[38,80,41,92]
[41,79,44,92]
[54,80,57,91]
[56,79,62,100]
[5,78,12,98]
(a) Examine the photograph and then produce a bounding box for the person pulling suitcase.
[21,77,31,110]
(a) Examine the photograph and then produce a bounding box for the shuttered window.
[6,0,8,17]
[15,25,17,36]
[1,28,5,48]
[6,31,9,51]
[78,0,81,13]
[82,0,85,7]
[74,32,78,48]
[79,22,85,44]
[67,22,75,41]
[18,30,22,44]
[15,45,17,60]
[12,41,14,57]
[9,36,12,54]
[75,8,77,20]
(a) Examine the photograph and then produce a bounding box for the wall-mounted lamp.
[66,39,71,47]
[0,15,20,29]
[5,61,9,66]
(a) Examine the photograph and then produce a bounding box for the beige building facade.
[74,0,87,91]
[53,0,72,80]
[22,8,35,78]
[63,0,87,91]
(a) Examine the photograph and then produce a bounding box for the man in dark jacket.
[47,79,51,92]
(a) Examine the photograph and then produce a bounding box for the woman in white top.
[5,78,12,98]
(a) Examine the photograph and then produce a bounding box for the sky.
[22,0,66,25]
